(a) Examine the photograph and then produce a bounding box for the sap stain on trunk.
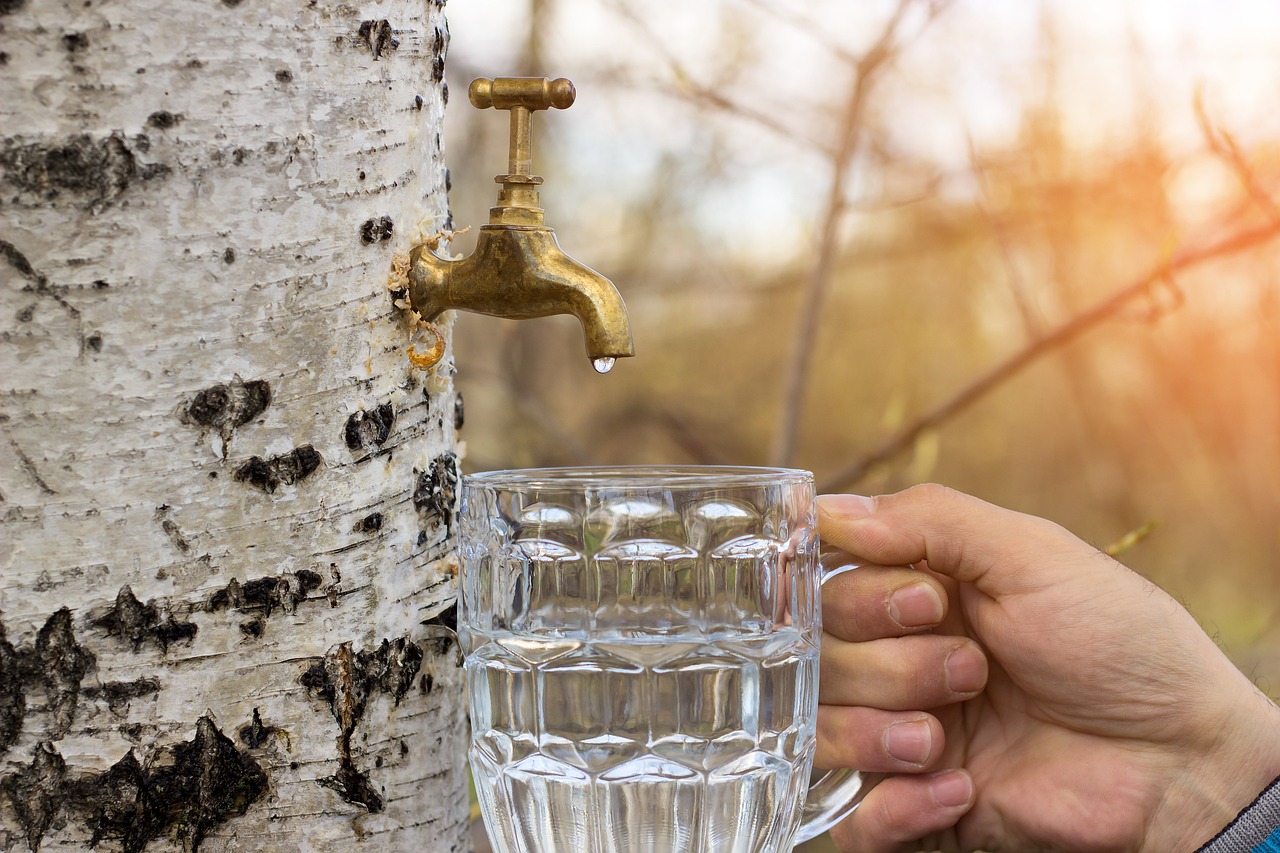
[300,637,423,813]
[2,716,267,852]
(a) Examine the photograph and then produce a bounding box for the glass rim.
[462,464,813,490]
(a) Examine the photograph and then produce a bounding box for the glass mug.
[459,466,867,852]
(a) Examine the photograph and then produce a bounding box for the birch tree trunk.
[0,0,468,850]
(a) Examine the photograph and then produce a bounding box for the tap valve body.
[405,76,634,364]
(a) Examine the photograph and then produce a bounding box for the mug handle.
[794,560,882,843]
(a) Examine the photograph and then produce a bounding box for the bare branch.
[595,405,728,465]
[1194,89,1280,225]
[771,0,949,466]
[818,218,1280,493]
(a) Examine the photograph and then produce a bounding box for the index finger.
[817,484,1096,598]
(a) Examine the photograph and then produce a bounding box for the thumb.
[817,483,1100,598]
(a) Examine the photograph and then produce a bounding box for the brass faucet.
[407,76,634,372]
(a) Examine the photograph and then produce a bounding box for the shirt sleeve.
[1197,775,1280,853]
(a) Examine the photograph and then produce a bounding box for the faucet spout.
[407,225,635,361]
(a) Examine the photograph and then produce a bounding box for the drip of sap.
[592,356,616,374]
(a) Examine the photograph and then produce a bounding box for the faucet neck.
[490,176,545,226]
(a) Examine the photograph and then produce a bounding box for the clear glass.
[459,466,864,853]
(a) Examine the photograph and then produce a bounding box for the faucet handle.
[468,77,577,226]
[468,77,576,112]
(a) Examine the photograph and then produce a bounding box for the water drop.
[591,357,615,374]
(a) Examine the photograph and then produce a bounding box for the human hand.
[815,484,1280,852]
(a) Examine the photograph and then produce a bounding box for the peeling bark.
[1,0,465,848]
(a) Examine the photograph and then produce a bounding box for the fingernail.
[888,582,943,628]
[883,719,932,765]
[817,494,875,518]
[929,770,973,807]
[945,645,988,695]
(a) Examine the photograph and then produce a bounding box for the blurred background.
[442,1,1280,848]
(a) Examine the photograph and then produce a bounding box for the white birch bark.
[0,0,468,850]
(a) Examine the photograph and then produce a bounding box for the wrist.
[1142,684,1280,852]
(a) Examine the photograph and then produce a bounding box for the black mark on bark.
[154,505,192,553]
[234,445,321,493]
[85,332,103,352]
[238,618,264,639]
[453,391,464,430]
[0,133,170,211]
[8,434,57,495]
[145,111,182,129]
[83,677,161,717]
[208,569,322,618]
[237,708,277,749]
[353,512,383,534]
[358,20,398,59]
[0,623,24,754]
[359,216,393,244]
[413,452,459,534]
[93,586,198,653]
[222,247,235,264]
[300,637,423,813]
[181,377,271,445]
[65,715,266,852]
[0,0,26,16]
[2,742,65,850]
[274,68,292,83]
[344,402,394,453]
[423,603,457,634]
[61,32,89,53]
[0,611,99,753]
[0,239,41,283]
[33,609,95,739]
[320,763,383,813]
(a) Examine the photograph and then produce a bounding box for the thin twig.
[967,133,1042,336]
[1194,89,1280,225]
[771,0,948,466]
[600,0,824,153]
[817,218,1280,493]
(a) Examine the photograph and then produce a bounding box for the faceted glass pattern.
[460,467,825,853]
